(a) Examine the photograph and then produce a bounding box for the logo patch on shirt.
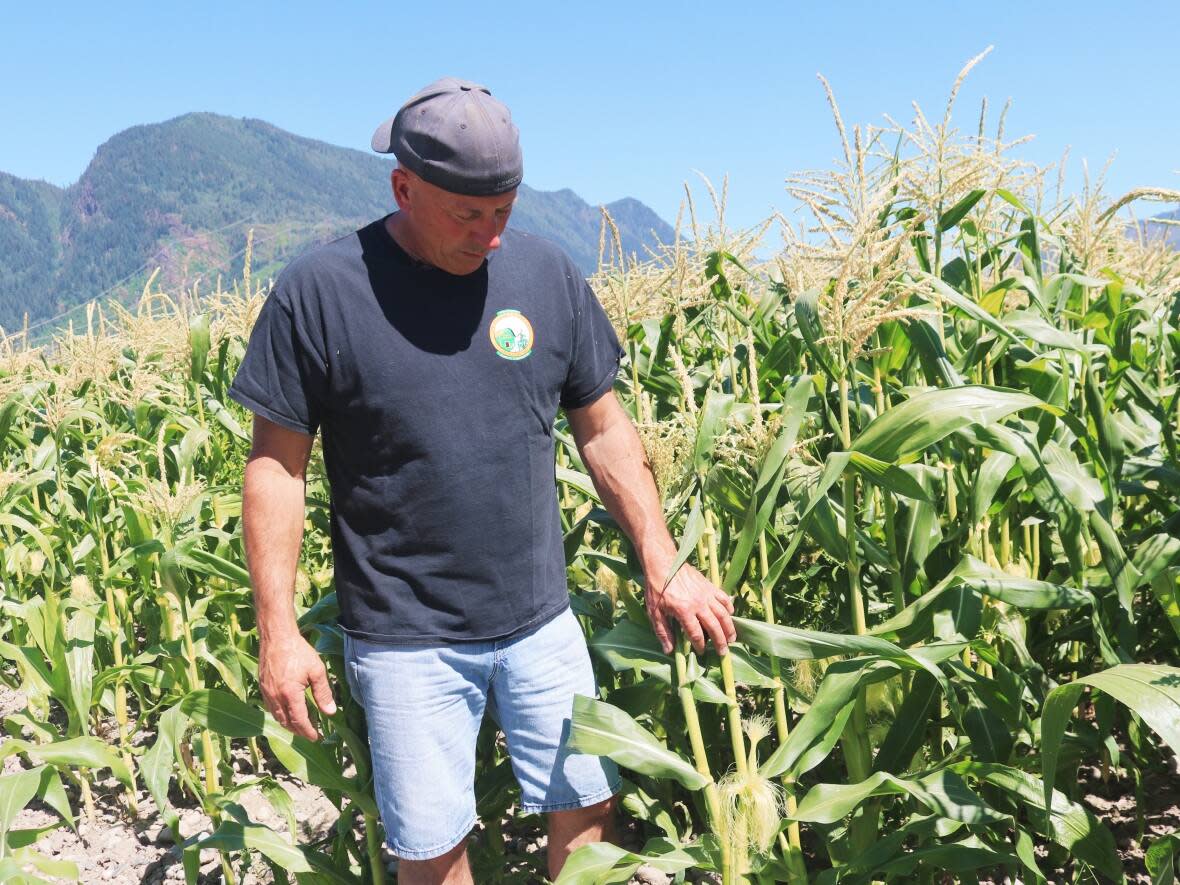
[489,310,535,360]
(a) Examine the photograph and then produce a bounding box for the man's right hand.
[258,631,337,741]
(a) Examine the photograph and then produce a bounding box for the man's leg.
[343,635,492,876]
[546,795,617,880]
[396,841,474,885]
[489,608,622,878]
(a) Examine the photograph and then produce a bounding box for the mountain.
[0,113,674,333]
[1143,207,1180,249]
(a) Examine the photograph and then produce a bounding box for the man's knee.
[549,794,617,836]
[396,839,472,885]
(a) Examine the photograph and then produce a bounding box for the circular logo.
[489,309,534,360]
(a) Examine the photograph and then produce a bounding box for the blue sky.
[3,1,1178,231]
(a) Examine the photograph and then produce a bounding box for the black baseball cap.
[371,78,524,196]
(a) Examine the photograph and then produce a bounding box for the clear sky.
[3,1,1178,232]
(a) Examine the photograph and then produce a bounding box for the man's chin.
[451,254,487,274]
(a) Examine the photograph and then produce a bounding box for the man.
[230,78,736,884]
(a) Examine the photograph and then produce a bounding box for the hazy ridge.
[0,113,674,332]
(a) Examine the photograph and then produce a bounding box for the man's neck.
[384,213,434,268]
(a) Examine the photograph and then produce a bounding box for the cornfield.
[2,55,1180,884]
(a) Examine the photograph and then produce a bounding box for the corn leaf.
[761,659,895,780]
[791,769,1007,825]
[723,375,812,590]
[847,451,933,501]
[852,385,1049,462]
[197,820,312,874]
[793,288,836,379]
[872,671,940,774]
[566,696,708,791]
[555,837,709,885]
[1042,665,1180,813]
[1,738,131,789]
[960,761,1122,881]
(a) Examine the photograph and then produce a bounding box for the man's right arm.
[243,414,336,740]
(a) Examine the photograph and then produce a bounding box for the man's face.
[391,168,517,275]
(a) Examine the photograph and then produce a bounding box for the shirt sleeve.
[560,279,624,410]
[228,284,328,436]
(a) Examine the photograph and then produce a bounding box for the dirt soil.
[1079,754,1180,884]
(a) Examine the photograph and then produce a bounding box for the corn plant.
[0,54,1178,884]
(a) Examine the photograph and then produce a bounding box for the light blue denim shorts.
[342,606,621,861]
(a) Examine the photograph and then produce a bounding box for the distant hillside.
[1143,207,1180,249]
[0,113,674,333]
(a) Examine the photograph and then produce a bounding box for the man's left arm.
[566,391,736,656]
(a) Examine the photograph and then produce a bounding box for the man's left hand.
[644,563,736,656]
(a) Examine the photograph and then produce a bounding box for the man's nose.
[475,216,503,251]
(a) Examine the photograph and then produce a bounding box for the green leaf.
[8,847,80,881]
[1005,311,1089,352]
[692,391,738,475]
[1150,571,1180,642]
[873,837,1018,880]
[736,616,962,718]
[555,838,708,884]
[662,497,706,594]
[1135,534,1180,588]
[812,813,940,885]
[590,621,672,680]
[263,725,376,813]
[971,451,1017,523]
[588,621,726,705]
[793,288,836,380]
[951,551,1094,608]
[1146,834,1180,885]
[6,823,64,851]
[566,696,708,791]
[938,188,986,231]
[1,738,132,789]
[557,466,601,503]
[174,545,251,588]
[791,769,1007,825]
[189,313,211,381]
[847,451,933,501]
[960,762,1122,881]
[142,703,187,836]
[761,659,890,779]
[197,820,312,873]
[853,385,1050,462]
[904,319,965,387]
[300,847,366,885]
[180,689,264,738]
[64,604,97,734]
[959,690,1013,763]
[181,689,374,813]
[712,644,780,690]
[996,188,1031,214]
[735,617,908,660]
[723,376,813,590]
[872,671,939,774]
[554,842,638,884]
[921,274,1019,343]
[1042,664,1180,812]
[0,767,45,844]
[0,514,56,573]
[205,396,250,441]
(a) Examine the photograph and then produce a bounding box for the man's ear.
[391,168,411,211]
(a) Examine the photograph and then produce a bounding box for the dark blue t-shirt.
[229,216,622,643]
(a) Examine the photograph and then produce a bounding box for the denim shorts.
[342,606,621,861]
